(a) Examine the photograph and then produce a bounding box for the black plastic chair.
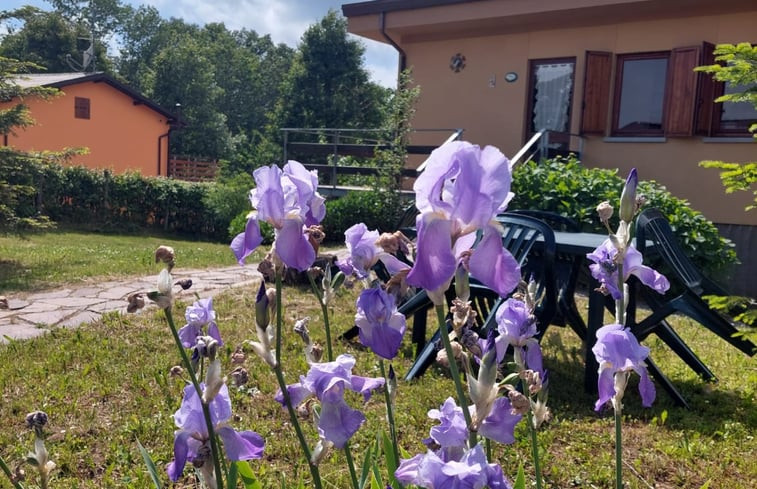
[630,208,755,379]
[404,213,558,380]
[508,209,588,341]
[634,209,755,354]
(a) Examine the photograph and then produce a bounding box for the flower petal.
[166,430,192,481]
[275,218,315,272]
[217,426,265,461]
[479,397,522,445]
[230,218,263,265]
[406,214,456,293]
[595,365,616,411]
[469,224,521,298]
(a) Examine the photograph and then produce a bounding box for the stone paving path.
[0,265,262,343]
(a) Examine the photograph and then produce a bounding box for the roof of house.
[342,0,472,16]
[11,72,177,122]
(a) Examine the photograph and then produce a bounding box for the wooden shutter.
[664,46,701,136]
[580,51,612,134]
[695,42,716,136]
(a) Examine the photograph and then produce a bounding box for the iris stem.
[164,307,224,489]
[0,455,25,489]
[344,443,360,489]
[615,408,623,489]
[307,273,333,361]
[379,360,399,467]
[527,411,543,489]
[274,272,323,489]
[435,304,476,448]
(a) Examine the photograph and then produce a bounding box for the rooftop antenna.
[65,1,96,73]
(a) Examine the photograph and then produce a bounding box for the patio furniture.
[630,208,756,367]
[404,213,558,380]
[508,210,588,341]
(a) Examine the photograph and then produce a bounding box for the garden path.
[0,265,262,343]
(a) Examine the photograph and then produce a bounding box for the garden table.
[550,231,690,407]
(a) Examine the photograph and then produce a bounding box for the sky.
[2,0,399,88]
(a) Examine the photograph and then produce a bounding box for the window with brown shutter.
[581,51,612,134]
[74,97,90,119]
[697,42,757,137]
[664,46,701,137]
[612,52,669,136]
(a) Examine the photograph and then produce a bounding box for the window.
[526,57,575,153]
[696,43,757,137]
[711,81,757,135]
[612,52,669,136]
[74,97,90,119]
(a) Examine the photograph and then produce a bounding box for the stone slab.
[36,297,105,307]
[26,289,73,300]
[15,301,62,313]
[5,299,31,310]
[0,324,48,342]
[98,286,140,300]
[86,300,128,313]
[70,287,103,298]
[18,309,71,326]
[59,310,102,328]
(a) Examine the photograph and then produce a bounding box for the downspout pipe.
[158,129,170,176]
[380,11,406,76]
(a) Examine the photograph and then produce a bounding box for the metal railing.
[510,130,584,168]
[281,127,464,196]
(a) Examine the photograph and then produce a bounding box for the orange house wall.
[378,9,757,226]
[1,81,170,176]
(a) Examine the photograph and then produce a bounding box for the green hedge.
[5,156,737,278]
[509,156,738,276]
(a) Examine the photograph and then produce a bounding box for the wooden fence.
[168,157,218,182]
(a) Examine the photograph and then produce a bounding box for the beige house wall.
[346,2,757,226]
[397,11,757,225]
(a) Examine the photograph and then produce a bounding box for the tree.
[47,0,130,42]
[695,42,756,332]
[0,7,110,73]
[0,57,71,231]
[271,10,387,133]
[147,38,233,159]
[696,42,757,211]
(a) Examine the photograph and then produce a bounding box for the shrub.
[321,190,404,242]
[510,156,738,276]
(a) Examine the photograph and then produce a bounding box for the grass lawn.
[0,229,244,294]
[1,272,754,488]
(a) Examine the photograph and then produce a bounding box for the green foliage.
[202,172,254,233]
[510,157,738,276]
[699,161,756,211]
[0,56,76,232]
[373,70,421,193]
[321,191,405,242]
[695,42,757,112]
[703,295,756,337]
[696,43,757,211]
[228,211,274,244]
[269,10,387,134]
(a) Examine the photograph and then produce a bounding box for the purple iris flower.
[592,324,656,411]
[406,141,520,300]
[619,168,638,223]
[494,298,543,375]
[426,397,468,461]
[338,223,408,279]
[274,354,384,448]
[354,288,407,360]
[395,444,512,489]
[166,384,264,481]
[586,240,670,301]
[477,396,522,445]
[177,298,223,348]
[230,160,325,272]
